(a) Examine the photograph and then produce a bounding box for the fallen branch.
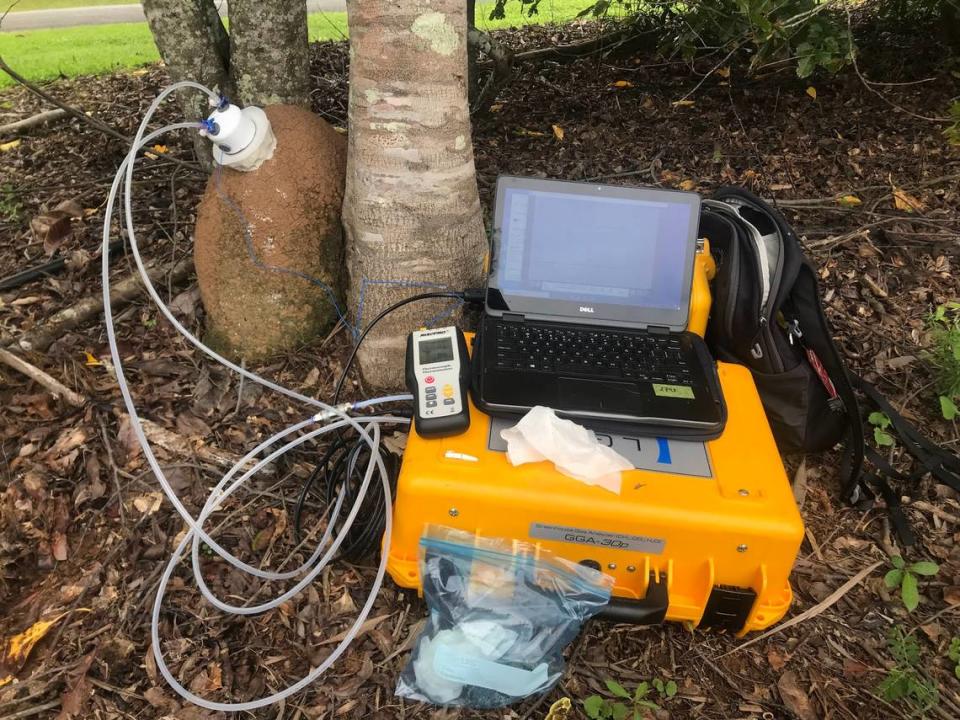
[137,416,276,477]
[469,28,514,114]
[15,255,193,353]
[0,108,67,137]
[508,24,654,64]
[718,560,882,657]
[0,347,86,407]
[0,55,129,144]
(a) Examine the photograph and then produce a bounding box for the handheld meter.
[405,327,471,438]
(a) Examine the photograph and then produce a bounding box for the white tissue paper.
[499,406,633,494]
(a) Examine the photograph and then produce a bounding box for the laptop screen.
[488,177,701,330]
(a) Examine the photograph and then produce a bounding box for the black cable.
[333,290,466,405]
[294,289,478,560]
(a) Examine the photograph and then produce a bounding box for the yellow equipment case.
[386,358,803,635]
[386,246,803,634]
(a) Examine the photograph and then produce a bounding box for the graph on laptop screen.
[497,187,694,312]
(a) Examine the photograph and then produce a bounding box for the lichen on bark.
[343,0,487,388]
[229,0,311,107]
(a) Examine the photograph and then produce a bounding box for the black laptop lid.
[487,176,701,331]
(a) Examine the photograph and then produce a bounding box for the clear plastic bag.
[396,525,613,708]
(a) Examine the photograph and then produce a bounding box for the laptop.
[470,176,726,437]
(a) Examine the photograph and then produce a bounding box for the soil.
[2,16,960,720]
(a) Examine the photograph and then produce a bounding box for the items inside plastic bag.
[396,526,613,708]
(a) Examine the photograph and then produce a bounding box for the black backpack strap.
[850,372,960,545]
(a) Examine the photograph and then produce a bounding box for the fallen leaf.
[892,186,925,213]
[175,412,212,438]
[204,662,222,692]
[612,80,634,88]
[806,86,817,100]
[489,103,504,112]
[672,99,695,107]
[331,590,357,616]
[152,144,168,154]
[642,96,655,109]
[57,652,95,719]
[143,686,177,711]
[132,492,163,515]
[31,212,73,257]
[0,612,71,687]
[169,286,201,318]
[552,124,565,141]
[944,586,960,605]
[842,658,870,678]
[837,194,862,207]
[679,179,697,191]
[117,415,142,466]
[777,671,816,720]
[0,139,21,152]
[545,697,573,720]
[52,532,68,561]
[83,352,102,367]
[302,367,321,388]
[54,199,84,218]
[767,647,787,671]
[792,459,808,509]
[715,66,731,78]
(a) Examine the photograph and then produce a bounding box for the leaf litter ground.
[1,17,960,720]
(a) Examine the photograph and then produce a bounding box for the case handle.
[598,572,668,625]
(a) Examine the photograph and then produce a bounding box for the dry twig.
[718,561,883,657]
[0,348,86,406]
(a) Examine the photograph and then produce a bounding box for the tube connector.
[202,102,276,172]
[311,402,355,423]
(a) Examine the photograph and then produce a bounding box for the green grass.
[6,0,126,11]
[0,0,603,89]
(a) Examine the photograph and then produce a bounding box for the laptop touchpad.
[558,378,642,411]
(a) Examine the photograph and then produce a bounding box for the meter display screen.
[419,338,454,365]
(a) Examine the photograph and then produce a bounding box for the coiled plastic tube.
[102,83,412,711]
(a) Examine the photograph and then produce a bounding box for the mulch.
[1,16,960,720]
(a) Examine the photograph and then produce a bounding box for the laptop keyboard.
[493,323,695,384]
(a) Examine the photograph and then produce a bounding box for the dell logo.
[579,306,595,313]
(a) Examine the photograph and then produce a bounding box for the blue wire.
[211,161,464,347]
[212,164,356,334]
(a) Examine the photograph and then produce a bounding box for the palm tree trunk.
[343,0,487,388]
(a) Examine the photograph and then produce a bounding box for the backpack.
[699,186,960,544]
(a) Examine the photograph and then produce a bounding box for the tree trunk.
[229,0,312,107]
[343,0,488,389]
[142,0,230,166]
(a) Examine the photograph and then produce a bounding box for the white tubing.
[102,83,410,711]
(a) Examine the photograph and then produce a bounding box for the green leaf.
[634,681,649,700]
[941,396,958,421]
[902,572,920,611]
[891,555,905,569]
[949,637,960,662]
[637,700,661,712]
[868,411,891,429]
[633,710,643,720]
[955,664,960,680]
[874,428,895,447]
[665,680,678,697]
[606,680,631,700]
[651,679,663,695]
[583,696,605,719]
[908,561,939,577]
[884,568,904,589]
[611,701,629,720]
